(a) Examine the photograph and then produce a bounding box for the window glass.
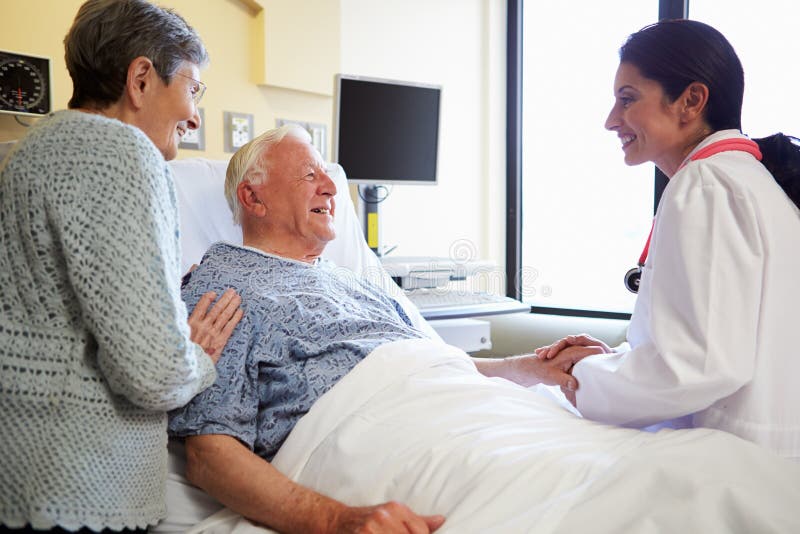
[689,0,800,138]
[520,2,657,314]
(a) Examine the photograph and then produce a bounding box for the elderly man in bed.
[169,125,800,534]
[168,124,598,533]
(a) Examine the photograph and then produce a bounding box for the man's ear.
[237,182,267,218]
[679,81,710,124]
[125,56,156,111]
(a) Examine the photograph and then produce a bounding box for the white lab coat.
[573,130,800,460]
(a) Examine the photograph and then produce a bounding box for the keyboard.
[405,289,530,320]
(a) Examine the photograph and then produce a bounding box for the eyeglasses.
[175,72,207,104]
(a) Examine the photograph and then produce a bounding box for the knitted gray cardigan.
[0,110,216,531]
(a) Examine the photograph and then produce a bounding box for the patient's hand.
[185,434,444,534]
[474,345,605,393]
[516,345,604,389]
[187,288,243,363]
[331,502,445,533]
[534,333,612,360]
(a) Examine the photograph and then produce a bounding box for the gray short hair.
[64,0,209,109]
[225,124,313,225]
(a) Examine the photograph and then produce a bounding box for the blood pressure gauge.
[0,51,52,117]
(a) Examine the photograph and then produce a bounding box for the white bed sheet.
[175,338,800,534]
[164,157,799,532]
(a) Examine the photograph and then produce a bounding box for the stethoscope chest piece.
[624,266,642,294]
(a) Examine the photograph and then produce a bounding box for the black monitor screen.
[333,75,440,185]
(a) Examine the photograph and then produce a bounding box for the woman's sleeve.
[573,163,763,427]
[53,132,216,411]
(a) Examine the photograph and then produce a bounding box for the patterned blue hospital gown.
[168,242,425,460]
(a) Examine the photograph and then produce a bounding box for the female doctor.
[538,19,800,461]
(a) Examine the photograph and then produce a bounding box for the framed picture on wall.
[179,107,205,151]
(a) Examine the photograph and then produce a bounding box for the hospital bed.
[159,158,800,534]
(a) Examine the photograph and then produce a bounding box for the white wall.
[0,0,336,161]
[340,0,506,275]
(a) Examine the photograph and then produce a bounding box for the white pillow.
[170,158,239,275]
[168,158,438,339]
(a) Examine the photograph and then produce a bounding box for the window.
[689,0,800,139]
[515,1,659,317]
[509,0,798,318]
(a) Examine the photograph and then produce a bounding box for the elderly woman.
[0,0,241,531]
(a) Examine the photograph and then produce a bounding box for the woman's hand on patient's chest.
[187,288,243,363]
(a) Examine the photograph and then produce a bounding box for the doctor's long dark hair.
[619,19,800,209]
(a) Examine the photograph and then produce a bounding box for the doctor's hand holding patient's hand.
[517,346,606,390]
[548,345,607,407]
[472,346,605,393]
[535,333,612,360]
[188,288,244,363]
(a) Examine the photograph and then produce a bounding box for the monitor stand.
[362,185,382,256]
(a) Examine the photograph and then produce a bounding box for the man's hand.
[185,434,444,534]
[473,344,603,394]
[548,345,607,407]
[330,502,445,533]
[534,333,612,360]
[187,288,243,363]
[504,345,606,390]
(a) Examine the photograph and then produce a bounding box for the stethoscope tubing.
[624,138,762,294]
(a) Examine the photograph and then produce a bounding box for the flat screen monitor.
[333,74,441,185]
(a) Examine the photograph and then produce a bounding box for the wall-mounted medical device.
[0,50,52,117]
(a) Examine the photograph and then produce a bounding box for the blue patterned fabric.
[169,242,425,459]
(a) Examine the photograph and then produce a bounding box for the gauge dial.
[0,51,52,116]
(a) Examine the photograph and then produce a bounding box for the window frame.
[505,0,688,320]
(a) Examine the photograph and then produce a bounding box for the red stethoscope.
[624,138,763,293]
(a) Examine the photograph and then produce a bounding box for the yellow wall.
[0,0,339,160]
[1,0,505,269]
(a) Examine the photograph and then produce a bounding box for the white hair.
[224,123,312,225]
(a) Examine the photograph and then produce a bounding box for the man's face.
[253,136,337,256]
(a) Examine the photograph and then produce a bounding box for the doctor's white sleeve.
[573,163,763,428]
